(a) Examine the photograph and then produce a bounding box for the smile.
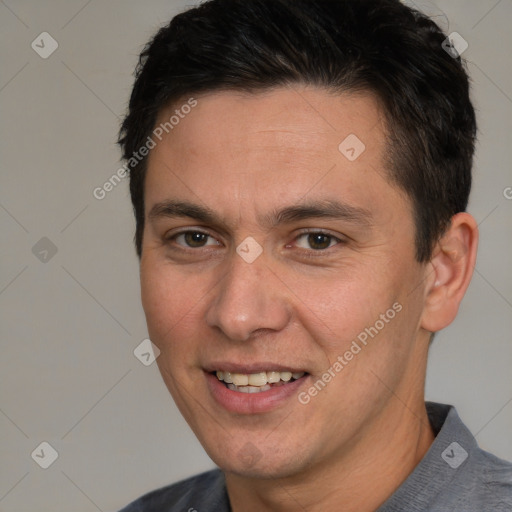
[215,370,306,393]
[206,368,310,414]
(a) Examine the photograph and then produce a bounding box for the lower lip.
[205,372,309,414]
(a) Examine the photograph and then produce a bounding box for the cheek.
[140,257,218,368]
[292,266,397,350]
[140,260,191,343]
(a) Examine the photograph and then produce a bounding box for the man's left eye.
[295,232,341,251]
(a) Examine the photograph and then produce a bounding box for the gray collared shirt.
[119,402,512,511]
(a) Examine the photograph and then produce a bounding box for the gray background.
[1,0,511,510]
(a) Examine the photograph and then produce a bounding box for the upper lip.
[204,362,308,374]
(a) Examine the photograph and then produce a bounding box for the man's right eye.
[167,230,221,249]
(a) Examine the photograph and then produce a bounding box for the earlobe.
[420,213,479,333]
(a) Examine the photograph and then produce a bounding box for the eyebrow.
[148,199,373,230]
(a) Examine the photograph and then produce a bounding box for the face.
[140,87,432,479]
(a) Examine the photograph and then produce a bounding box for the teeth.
[267,371,281,383]
[280,371,292,382]
[216,370,305,390]
[248,372,267,386]
[232,373,249,386]
[227,383,272,393]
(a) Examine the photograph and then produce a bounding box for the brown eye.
[183,232,208,247]
[295,232,340,251]
[171,231,220,249]
[307,233,333,250]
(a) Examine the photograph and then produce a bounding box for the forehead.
[154,87,385,159]
[145,87,407,226]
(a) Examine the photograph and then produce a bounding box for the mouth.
[204,366,310,414]
[213,370,307,393]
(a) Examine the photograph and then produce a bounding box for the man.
[118,0,512,510]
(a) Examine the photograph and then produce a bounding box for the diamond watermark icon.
[31,32,59,59]
[134,338,160,366]
[31,441,59,469]
[441,441,468,469]
[236,236,263,264]
[32,237,58,263]
[339,134,366,161]
[442,32,468,59]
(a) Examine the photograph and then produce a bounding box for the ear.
[420,212,479,333]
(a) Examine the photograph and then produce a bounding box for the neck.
[225,398,435,512]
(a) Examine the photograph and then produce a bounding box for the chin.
[208,443,311,481]
[223,461,299,480]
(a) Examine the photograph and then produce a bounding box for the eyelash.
[165,229,345,255]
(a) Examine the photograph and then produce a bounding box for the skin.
[140,86,478,511]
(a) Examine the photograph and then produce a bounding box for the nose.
[205,250,291,342]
